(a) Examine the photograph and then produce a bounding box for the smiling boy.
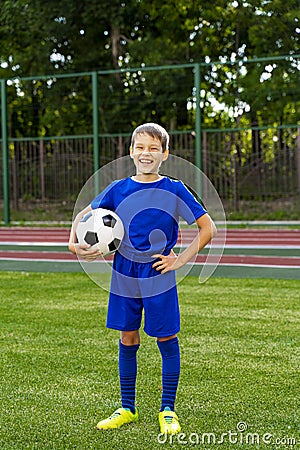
[68,123,216,434]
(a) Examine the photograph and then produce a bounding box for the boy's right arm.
[68,205,103,261]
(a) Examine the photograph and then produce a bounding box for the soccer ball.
[76,208,124,256]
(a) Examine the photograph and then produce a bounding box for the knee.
[157,334,177,343]
[121,330,140,345]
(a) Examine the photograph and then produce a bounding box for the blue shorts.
[106,253,180,338]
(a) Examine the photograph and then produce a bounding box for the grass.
[0,273,299,449]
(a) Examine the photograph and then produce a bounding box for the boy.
[68,123,216,434]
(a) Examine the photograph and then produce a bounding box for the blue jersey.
[91,176,206,261]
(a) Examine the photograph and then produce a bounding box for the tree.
[0,0,299,137]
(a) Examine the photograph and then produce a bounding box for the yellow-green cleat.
[158,407,181,435]
[96,407,138,430]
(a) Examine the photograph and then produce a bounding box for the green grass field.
[0,272,299,449]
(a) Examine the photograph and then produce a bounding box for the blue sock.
[157,337,180,412]
[118,340,139,414]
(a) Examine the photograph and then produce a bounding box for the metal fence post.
[1,79,10,224]
[92,71,100,194]
[194,64,202,199]
[194,63,202,171]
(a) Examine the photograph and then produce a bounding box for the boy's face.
[130,133,168,176]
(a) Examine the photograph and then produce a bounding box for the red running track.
[0,227,300,246]
[0,227,299,269]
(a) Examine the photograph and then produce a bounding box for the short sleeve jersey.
[91,176,206,258]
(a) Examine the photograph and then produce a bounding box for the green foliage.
[0,0,299,136]
[0,273,299,449]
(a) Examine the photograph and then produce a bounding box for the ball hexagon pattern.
[76,208,124,256]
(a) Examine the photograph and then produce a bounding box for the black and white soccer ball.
[76,208,124,256]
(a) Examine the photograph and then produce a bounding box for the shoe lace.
[164,415,175,425]
[110,411,121,420]
[162,407,176,425]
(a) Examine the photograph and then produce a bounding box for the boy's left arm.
[152,214,217,274]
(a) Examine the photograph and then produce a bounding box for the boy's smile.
[130,133,168,181]
[138,156,155,166]
[135,152,160,174]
